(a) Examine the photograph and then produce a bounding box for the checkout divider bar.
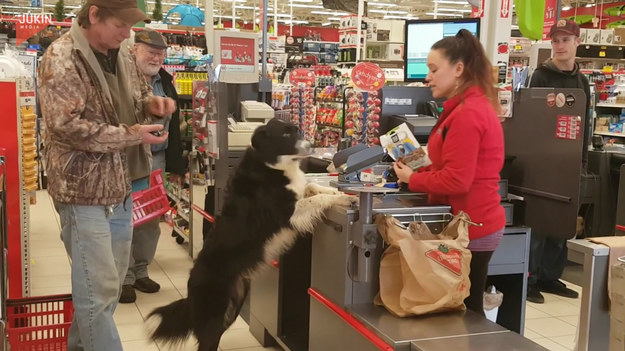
[191,203,215,223]
[308,288,393,351]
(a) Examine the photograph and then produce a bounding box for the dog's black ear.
[251,125,268,149]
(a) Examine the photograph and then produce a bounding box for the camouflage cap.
[135,29,168,49]
[88,0,150,24]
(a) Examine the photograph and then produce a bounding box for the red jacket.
[408,86,506,240]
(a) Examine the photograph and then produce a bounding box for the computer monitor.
[213,30,259,84]
[404,18,480,82]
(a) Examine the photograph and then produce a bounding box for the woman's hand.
[393,161,414,185]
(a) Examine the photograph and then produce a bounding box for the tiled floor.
[28,190,583,351]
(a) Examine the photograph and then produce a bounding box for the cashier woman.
[393,29,506,315]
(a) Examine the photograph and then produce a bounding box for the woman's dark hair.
[76,4,115,29]
[431,29,499,112]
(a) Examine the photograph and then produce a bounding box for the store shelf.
[576,57,625,62]
[179,94,193,100]
[596,103,625,108]
[172,224,189,238]
[316,123,342,129]
[366,41,403,44]
[595,131,625,137]
[177,209,190,222]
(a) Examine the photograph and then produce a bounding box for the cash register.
[228,101,275,149]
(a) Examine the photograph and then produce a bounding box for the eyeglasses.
[143,49,167,59]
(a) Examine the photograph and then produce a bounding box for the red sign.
[500,0,510,18]
[290,68,315,86]
[471,0,485,18]
[555,115,581,140]
[542,0,558,40]
[219,36,256,73]
[15,14,53,46]
[351,63,385,92]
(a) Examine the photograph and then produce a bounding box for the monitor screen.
[404,18,480,82]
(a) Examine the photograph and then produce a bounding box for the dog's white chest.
[283,162,306,199]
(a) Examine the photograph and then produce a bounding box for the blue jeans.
[55,196,133,351]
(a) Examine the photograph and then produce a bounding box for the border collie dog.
[148,119,356,351]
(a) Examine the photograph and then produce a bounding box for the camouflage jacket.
[38,23,154,206]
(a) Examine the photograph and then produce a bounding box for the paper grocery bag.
[374,212,472,317]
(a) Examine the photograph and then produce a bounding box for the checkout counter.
[249,183,541,350]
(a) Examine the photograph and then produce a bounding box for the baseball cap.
[135,30,167,49]
[548,19,580,38]
[88,0,150,24]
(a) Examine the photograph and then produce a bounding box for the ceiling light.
[368,1,398,7]
[586,4,595,7]
[433,0,467,4]
[369,9,408,14]
[220,0,246,2]
[322,22,331,26]
[291,0,314,2]
[278,19,309,24]
[425,12,463,17]
[383,15,418,20]
[235,5,258,9]
[214,15,242,18]
[276,13,292,17]
[562,6,571,10]
[435,8,472,12]
[328,17,341,21]
[311,10,349,16]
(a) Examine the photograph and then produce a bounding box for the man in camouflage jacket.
[37,0,175,349]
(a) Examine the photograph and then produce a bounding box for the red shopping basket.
[6,294,74,351]
[132,169,171,227]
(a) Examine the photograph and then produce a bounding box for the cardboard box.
[602,29,616,45]
[615,28,625,45]
[612,293,625,325]
[586,29,602,44]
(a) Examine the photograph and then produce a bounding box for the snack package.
[380,123,431,170]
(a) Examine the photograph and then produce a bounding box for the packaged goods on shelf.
[343,88,381,146]
[289,86,316,143]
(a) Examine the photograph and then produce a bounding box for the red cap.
[548,19,580,38]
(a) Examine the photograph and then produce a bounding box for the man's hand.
[148,96,176,117]
[139,124,169,144]
[393,161,414,185]
[168,173,184,187]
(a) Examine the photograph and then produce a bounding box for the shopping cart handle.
[616,225,625,232]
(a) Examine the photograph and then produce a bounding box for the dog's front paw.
[305,183,341,197]
[334,194,359,208]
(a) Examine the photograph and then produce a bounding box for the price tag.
[599,51,606,57]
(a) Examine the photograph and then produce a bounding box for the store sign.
[351,63,385,92]
[290,68,315,86]
[542,0,558,40]
[15,14,53,46]
[219,36,256,73]
[470,0,485,18]
[500,0,510,18]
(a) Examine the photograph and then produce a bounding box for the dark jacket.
[529,59,591,169]
[158,68,186,176]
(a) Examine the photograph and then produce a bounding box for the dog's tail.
[147,298,193,344]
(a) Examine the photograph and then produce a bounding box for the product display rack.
[313,85,344,148]
[0,79,31,298]
[343,87,381,146]
[289,85,316,143]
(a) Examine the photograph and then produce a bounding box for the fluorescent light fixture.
[276,13,292,17]
[435,8,472,12]
[220,0,246,2]
[278,19,309,24]
[322,22,331,26]
[433,0,467,4]
[289,3,324,8]
[214,15,242,18]
[368,2,398,7]
[586,3,595,7]
[328,17,341,21]
[369,9,408,14]
[311,10,349,16]
[383,15,417,20]
[235,5,258,9]
[146,1,179,5]
[425,12,463,17]
[291,0,314,2]
[43,3,81,8]
[562,6,571,10]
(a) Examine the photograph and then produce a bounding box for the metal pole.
[289,3,293,34]
[356,0,363,62]
[273,0,277,36]
[232,0,235,28]
[205,0,214,56]
[259,0,272,94]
